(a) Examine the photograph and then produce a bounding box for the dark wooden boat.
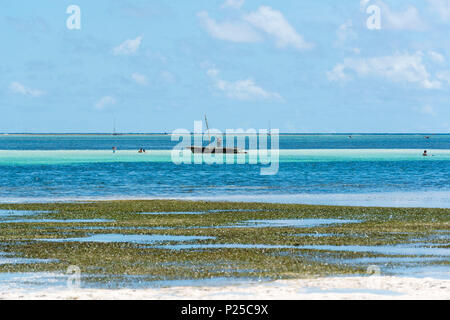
[186,115,247,154]
[186,146,246,154]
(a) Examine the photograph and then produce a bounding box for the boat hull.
[186,146,246,154]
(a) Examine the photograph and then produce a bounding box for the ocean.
[0,134,449,207]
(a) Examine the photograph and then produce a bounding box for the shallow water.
[0,134,448,288]
[131,209,261,215]
[131,211,210,215]
[42,226,175,231]
[237,219,360,228]
[0,272,68,290]
[0,135,449,207]
[1,149,450,166]
[0,252,57,265]
[340,257,448,264]
[388,265,450,280]
[296,244,450,256]
[185,192,450,208]
[294,233,350,238]
[0,272,267,290]
[37,234,215,244]
[0,210,52,217]
[155,244,300,250]
[154,243,450,257]
[0,258,57,265]
[0,219,113,224]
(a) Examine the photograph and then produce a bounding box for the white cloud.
[377,1,427,30]
[327,52,442,89]
[428,51,445,63]
[95,96,116,110]
[198,6,312,51]
[436,70,450,83]
[360,1,426,30]
[221,0,244,9]
[243,6,313,50]
[416,105,437,116]
[9,82,45,97]
[197,11,261,43]
[428,0,450,21]
[326,64,349,82]
[336,20,357,47]
[160,71,175,83]
[360,0,371,11]
[206,68,219,77]
[216,78,282,101]
[113,36,143,55]
[207,68,282,101]
[131,73,148,86]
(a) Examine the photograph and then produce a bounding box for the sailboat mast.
[204,114,211,142]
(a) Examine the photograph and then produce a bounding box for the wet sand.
[2,276,449,300]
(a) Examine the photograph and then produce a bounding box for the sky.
[1,0,450,133]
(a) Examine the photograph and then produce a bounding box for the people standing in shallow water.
[112,147,117,153]
[423,150,428,156]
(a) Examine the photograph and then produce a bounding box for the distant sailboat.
[186,114,246,154]
[112,118,120,136]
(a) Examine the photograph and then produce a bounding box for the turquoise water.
[0,134,449,207]
[0,149,449,165]
[1,134,449,150]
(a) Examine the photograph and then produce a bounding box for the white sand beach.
[2,276,449,300]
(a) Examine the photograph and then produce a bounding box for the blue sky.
[1,0,450,133]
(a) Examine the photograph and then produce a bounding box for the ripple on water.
[0,219,114,224]
[154,244,299,250]
[0,272,68,290]
[339,257,448,264]
[0,252,58,265]
[296,244,450,256]
[36,226,175,231]
[153,243,450,256]
[0,272,267,290]
[0,210,53,217]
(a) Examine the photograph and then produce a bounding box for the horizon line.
[1,132,449,135]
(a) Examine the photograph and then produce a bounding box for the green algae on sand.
[0,200,448,286]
